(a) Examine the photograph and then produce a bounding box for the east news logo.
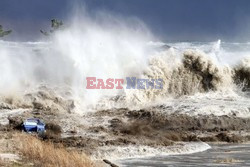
[86,77,163,89]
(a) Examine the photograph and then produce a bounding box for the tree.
[40,19,63,36]
[0,25,12,37]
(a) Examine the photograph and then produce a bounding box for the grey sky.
[1,0,250,41]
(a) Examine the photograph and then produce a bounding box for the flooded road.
[118,143,250,167]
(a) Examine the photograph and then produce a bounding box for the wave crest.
[125,49,234,106]
[234,57,250,91]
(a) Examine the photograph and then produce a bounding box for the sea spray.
[0,17,250,111]
[0,13,153,111]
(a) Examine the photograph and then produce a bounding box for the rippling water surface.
[118,144,250,167]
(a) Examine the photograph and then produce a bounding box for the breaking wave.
[123,45,250,106]
[0,13,152,110]
[234,57,250,90]
[0,12,250,111]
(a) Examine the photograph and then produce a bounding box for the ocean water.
[1,36,250,109]
[118,143,250,167]
[1,37,250,164]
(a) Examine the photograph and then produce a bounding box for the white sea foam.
[92,142,211,160]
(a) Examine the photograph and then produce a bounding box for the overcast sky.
[1,0,250,41]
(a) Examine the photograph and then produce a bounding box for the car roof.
[25,118,42,122]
